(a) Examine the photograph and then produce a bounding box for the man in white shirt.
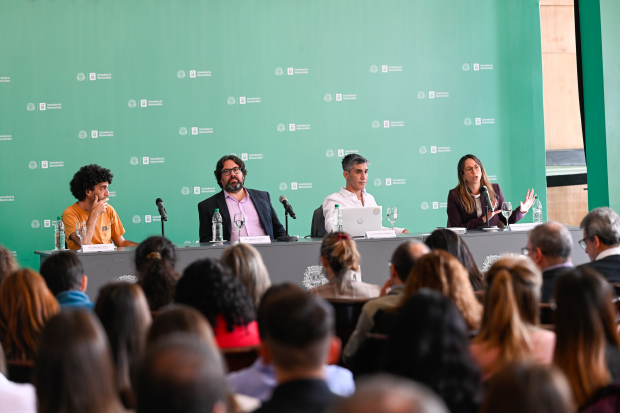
[322,154,409,234]
[578,207,620,283]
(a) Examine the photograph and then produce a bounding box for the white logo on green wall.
[462,63,470,71]
[77,73,86,81]
[370,65,378,73]
[372,120,380,129]
[181,187,190,195]
[464,118,472,126]
[79,130,88,139]
[374,178,382,186]
[326,149,334,157]
[324,94,332,102]
[128,100,136,108]
[130,157,139,165]
[275,67,284,76]
[31,220,40,228]
[279,182,287,191]
[227,97,236,105]
[417,91,425,99]
[132,215,141,224]
[419,146,427,154]
[179,127,188,135]
[177,70,186,78]
[27,103,35,111]
[421,202,429,210]
[277,124,285,132]
[29,161,38,169]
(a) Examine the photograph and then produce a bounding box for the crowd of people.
[2,206,620,413]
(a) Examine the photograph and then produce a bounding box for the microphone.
[279,195,296,219]
[155,198,168,221]
[480,186,493,211]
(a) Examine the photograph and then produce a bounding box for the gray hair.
[529,222,573,260]
[330,374,449,413]
[580,207,620,246]
[342,154,369,172]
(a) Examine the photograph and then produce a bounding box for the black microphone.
[155,198,168,221]
[480,186,494,211]
[279,195,296,219]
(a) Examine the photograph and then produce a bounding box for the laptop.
[340,206,383,237]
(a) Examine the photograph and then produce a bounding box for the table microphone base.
[277,235,299,242]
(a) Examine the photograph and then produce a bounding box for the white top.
[322,187,404,234]
[597,247,620,261]
[0,373,37,413]
[473,194,483,218]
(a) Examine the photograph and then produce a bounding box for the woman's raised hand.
[519,188,536,212]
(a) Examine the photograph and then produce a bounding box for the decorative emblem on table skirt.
[302,265,328,290]
[482,255,502,272]
[118,275,138,283]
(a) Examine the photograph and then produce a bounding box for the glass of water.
[234,213,245,242]
[501,202,512,231]
[387,207,398,231]
[75,221,87,250]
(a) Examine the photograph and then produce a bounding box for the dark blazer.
[447,183,526,229]
[198,189,286,242]
[253,379,341,413]
[579,255,620,283]
[541,266,572,303]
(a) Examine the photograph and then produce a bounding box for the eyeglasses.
[222,167,242,176]
[463,165,481,174]
[578,238,588,249]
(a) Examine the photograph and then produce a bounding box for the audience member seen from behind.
[135,335,227,413]
[309,232,380,299]
[424,229,485,291]
[331,374,449,413]
[253,291,342,413]
[524,222,574,303]
[342,240,429,371]
[221,243,271,307]
[0,342,36,413]
[95,282,152,409]
[175,258,259,349]
[382,289,483,413]
[553,267,620,408]
[35,311,125,413]
[228,284,355,402]
[470,257,555,380]
[0,245,17,285]
[0,269,59,361]
[135,236,180,311]
[479,362,574,413]
[578,207,620,282]
[39,251,93,310]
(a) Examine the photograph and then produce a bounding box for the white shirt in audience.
[597,247,620,260]
[0,373,37,413]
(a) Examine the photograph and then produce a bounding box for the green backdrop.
[0,0,546,269]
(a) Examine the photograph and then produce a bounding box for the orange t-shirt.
[62,203,126,249]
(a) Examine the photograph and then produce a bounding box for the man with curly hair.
[62,164,138,249]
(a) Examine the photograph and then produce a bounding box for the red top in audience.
[212,315,260,348]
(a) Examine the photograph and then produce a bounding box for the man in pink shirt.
[198,155,286,242]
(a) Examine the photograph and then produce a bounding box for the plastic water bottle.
[332,204,343,232]
[55,216,65,250]
[532,196,543,224]
[212,208,223,241]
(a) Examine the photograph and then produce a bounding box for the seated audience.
[175,258,260,348]
[479,362,574,413]
[0,269,59,361]
[35,310,125,413]
[228,284,355,402]
[382,289,483,413]
[39,251,93,309]
[253,289,342,413]
[524,222,574,303]
[470,257,555,380]
[135,335,227,413]
[0,342,36,413]
[95,282,152,409]
[342,240,429,369]
[221,243,271,307]
[135,236,180,311]
[578,206,620,282]
[0,245,17,285]
[330,374,449,413]
[553,267,620,408]
[424,228,485,291]
[309,232,380,299]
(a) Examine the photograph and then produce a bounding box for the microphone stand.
[161,217,166,238]
[277,211,299,242]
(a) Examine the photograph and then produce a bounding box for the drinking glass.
[233,213,245,242]
[501,202,513,231]
[75,221,87,250]
[386,207,398,231]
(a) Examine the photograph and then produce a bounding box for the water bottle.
[55,216,65,250]
[332,204,343,232]
[212,208,223,241]
[532,196,543,224]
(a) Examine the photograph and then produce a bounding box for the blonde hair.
[454,154,497,215]
[320,232,360,276]
[403,250,482,330]
[473,256,542,375]
[221,243,271,306]
[0,245,17,284]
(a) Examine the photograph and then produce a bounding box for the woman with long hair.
[309,232,380,299]
[447,154,535,229]
[35,310,125,413]
[382,289,483,413]
[553,267,620,408]
[221,243,271,307]
[135,236,180,311]
[95,283,152,409]
[424,228,485,291]
[470,256,555,380]
[0,269,59,361]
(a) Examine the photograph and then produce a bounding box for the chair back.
[6,360,34,384]
[221,345,259,373]
[310,206,327,237]
[327,298,370,350]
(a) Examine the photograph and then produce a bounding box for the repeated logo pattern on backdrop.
[0,0,546,267]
